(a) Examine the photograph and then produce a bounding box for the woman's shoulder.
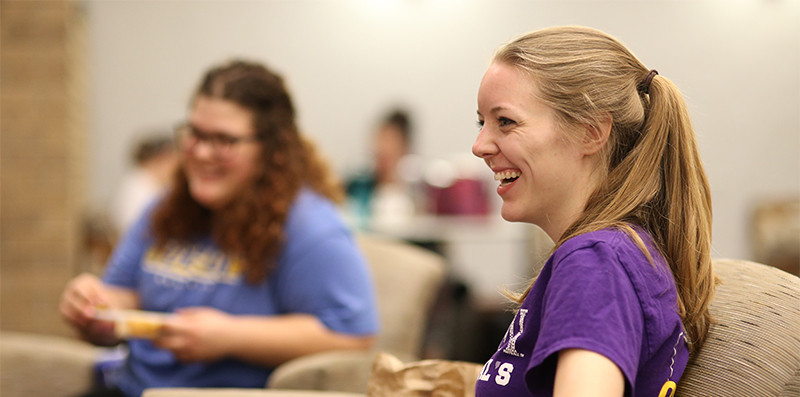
[285,188,349,236]
[290,188,339,215]
[550,228,676,308]
[556,227,666,270]
[558,227,641,253]
[278,189,360,263]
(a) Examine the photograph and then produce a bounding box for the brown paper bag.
[366,352,483,397]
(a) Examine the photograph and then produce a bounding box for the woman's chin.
[189,189,226,210]
[500,205,524,223]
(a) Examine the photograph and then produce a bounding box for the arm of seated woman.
[155,308,374,366]
[553,349,625,397]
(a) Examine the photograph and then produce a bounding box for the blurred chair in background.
[81,211,119,275]
[750,198,800,276]
[0,331,97,397]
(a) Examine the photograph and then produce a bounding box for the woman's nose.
[472,128,497,159]
[190,138,216,160]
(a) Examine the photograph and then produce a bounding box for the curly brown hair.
[151,60,343,284]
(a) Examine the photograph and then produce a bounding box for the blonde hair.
[495,26,715,354]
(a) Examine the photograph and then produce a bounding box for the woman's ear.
[581,115,612,155]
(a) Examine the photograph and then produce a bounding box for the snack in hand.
[95,309,171,339]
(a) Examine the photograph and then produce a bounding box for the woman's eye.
[476,120,484,129]
[209,135,235,148]
[498,117,515,127]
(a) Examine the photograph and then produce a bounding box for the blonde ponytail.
[645,76,715,351]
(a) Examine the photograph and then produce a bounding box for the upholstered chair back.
[678,259,800,396]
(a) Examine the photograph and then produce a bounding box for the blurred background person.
[112,134,178,235]
[60,60,378,397]
[346,108,420,228]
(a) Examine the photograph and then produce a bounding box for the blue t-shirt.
[103,189,379,397]
[475,228,688,397]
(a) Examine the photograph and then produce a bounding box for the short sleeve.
[526,241,644,391]
[102,210,152,289]
[273,228,379,336]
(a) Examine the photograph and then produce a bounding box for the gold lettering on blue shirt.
[143,242,242,286]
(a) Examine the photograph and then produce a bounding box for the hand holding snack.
[60,273,109,327]
[153,307,234,363]
[59,273,120,346]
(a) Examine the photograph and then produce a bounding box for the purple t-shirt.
[475,228,687,397]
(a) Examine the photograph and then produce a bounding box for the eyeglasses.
[174,122,260,158]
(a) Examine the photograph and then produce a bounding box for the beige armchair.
[678,258,800,396]
[0,331,98,397]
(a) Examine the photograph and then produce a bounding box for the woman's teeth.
[494,170,521,186]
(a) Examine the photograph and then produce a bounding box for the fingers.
[172,306,209,317]
[154,328,196,363]
[154,316,217,363]
[60,274,108,328]
[153,317,186,349]
[152,330,177,350]
[81,318,118,346]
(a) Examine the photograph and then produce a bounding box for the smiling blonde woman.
[472,26,714,397]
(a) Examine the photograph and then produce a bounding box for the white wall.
[88,0,800,261]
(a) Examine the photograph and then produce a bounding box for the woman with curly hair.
[472,26,714,396]
[60,60,378,397]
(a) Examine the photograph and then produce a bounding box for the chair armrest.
[143,389,365,397]
[0,331,98,397]
[267,350,377,393]
[268,350,417,394]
